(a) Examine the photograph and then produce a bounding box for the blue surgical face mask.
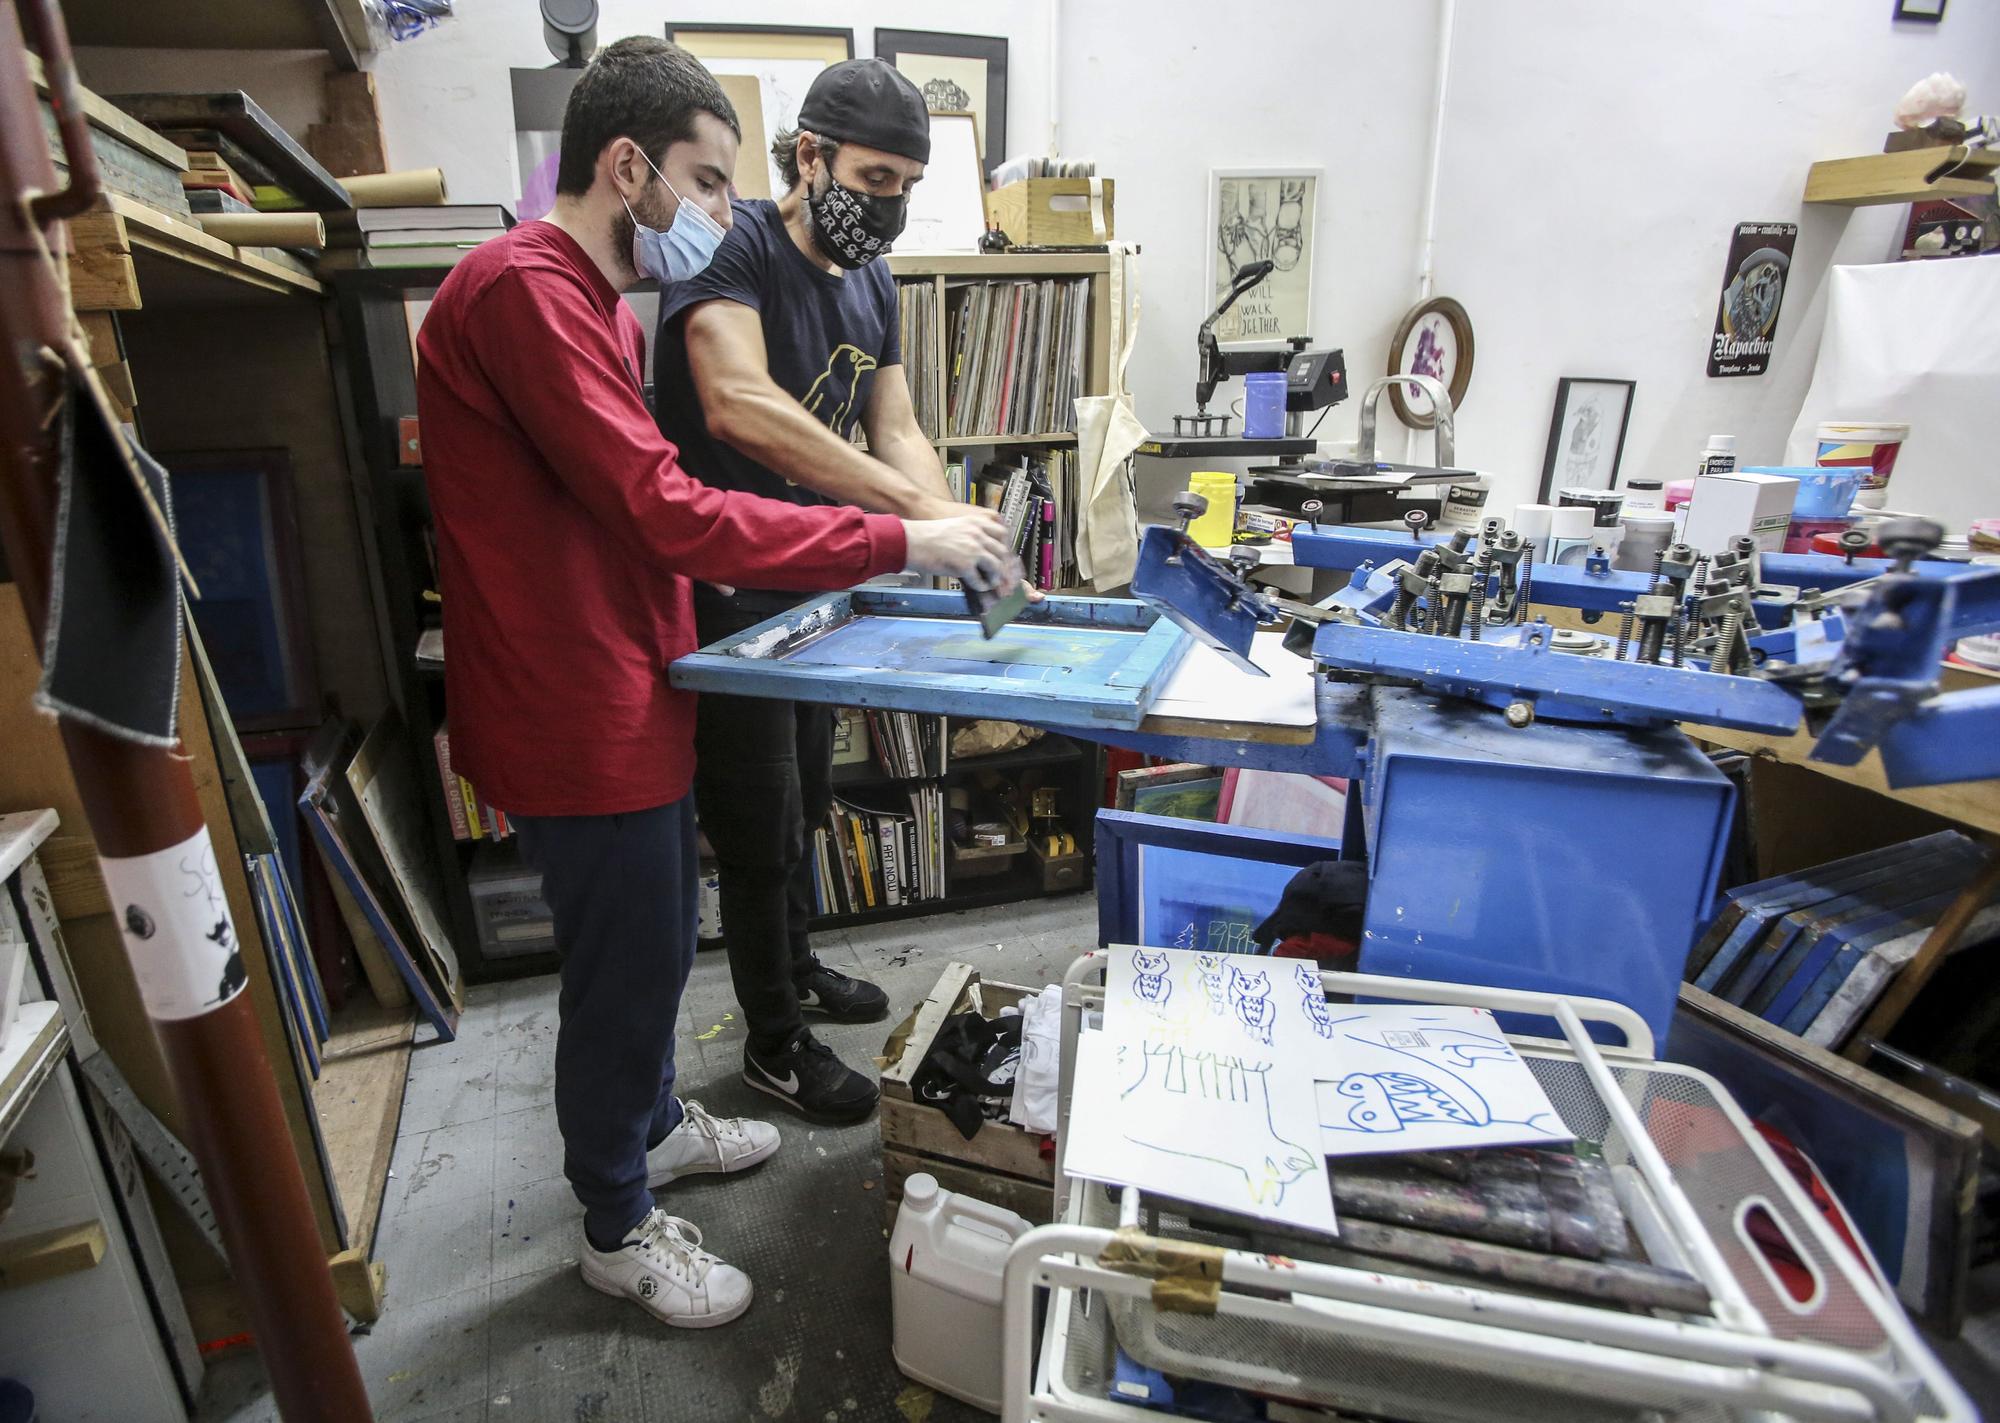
[622,149,724,283]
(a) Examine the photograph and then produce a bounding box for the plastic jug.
[1186,470,1238,550]
[888,1173,1033,1412]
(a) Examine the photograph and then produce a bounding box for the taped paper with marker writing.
[100,828,248,1020]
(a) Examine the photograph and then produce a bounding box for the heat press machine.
[1140,260,1347,461]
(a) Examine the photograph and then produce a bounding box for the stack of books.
[896,280,941,438]
[865,710,946,779]
[320,203,515,271]
[812,787,946,915]
[432,723,513,841]
[970,449,1083,590]
[945,277,1090,438]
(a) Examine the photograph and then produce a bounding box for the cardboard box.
[986,178,1115,246]
[1681,470,1799,555]
[878,962,1054,1226]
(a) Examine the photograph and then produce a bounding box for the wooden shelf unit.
[1804,146,2000,207]
[70,192,322,310]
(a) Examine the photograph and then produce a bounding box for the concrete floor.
[193,887,2000,1423]
[196,895,1099,1423]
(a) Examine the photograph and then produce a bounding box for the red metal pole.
[0,5,373,1419]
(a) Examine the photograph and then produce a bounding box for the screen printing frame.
[670,587,1192,730]
[1094,808,1340,949]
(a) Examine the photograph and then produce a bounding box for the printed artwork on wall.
[669,25,855,197]
[1707,221,1798,378]
[1538,377,1636,501]
[1207,169,1320,344]
[874,29,1009,177]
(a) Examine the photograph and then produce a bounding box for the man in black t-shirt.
[656,59,981,1124]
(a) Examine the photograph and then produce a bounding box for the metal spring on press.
[1466,557,1487,641]
[1615,604,1634,660]
[1515,545,1535,624]
[1710,600,1744,675]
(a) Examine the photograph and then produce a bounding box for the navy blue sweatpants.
[514,799,695,1245]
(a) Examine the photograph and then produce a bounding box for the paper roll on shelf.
[1547,505,1596,565]
[342,168,449,207]
[194,212,327,248]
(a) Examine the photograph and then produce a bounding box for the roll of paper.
[194,212,326,249]
[342,168,449,208]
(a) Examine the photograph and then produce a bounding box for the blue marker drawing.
[1226,963,1276,1045]
[1118,1040,1316,1207]
[1130,947,1173,1008]
[1297,961,1337,1039]
[1318,1011,1566,1148]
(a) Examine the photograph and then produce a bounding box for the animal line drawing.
[1316,1008,1569,1153]
[1225,963,1276,1045]
[1131,947,1173,1008]
[1296,960,1337,1039]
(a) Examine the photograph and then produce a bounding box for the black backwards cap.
[797,58,931,164]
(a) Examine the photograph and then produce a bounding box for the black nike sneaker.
[796,961,890,1024]
[743,1028,880,1124]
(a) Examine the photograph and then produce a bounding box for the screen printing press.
[672,509,2000,1051]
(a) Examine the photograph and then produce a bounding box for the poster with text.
[1210,171,1319,344]
[1707,221,1797,377]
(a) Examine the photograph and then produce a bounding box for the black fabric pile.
[911,1011,1023,1139]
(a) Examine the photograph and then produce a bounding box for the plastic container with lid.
[1623,477,1666,513]
[1614,512,1676,572]
[1697,434,1737,479]
[1745,466,1862,520]
[889,1173,1033,1412]
[1815,420,1909,510]
[1186,470,1238,549]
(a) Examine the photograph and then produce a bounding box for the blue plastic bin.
[1745,466,1861,518]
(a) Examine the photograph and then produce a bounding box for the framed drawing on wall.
[901,111,985,251]
[873,29,1008,176]
[1538,377,1636,501]
[667,24,854,195]
[1205,169,1320,345]
[1386,296,1475,430]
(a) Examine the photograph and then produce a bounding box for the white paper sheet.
[1309,1004,1572,1156]
[1147,630,1317,729]
[1065,1028,1336,1234]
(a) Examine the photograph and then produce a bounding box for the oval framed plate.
[1386,296,1474,430]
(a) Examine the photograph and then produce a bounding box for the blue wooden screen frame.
[1094,808,1341,948]
[670,588,1192,730]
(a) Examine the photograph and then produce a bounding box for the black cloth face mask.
[804,168,908,269]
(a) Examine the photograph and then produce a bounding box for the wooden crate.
[986,178,1115,246]
[879,961,1056,1226]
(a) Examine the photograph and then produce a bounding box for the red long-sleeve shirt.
[415,221,907,815]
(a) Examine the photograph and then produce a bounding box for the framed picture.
[1893,0,1945,19]
[1538,377,1636,501]
[873,29,1008,177]
[1206,168,1320,344]
[1386,296,1474,429]
[901,111,985,251]
[1095,809,1338,951]
[1114,763,1223,819]
[668,24,854,195]
[163,448,318,730]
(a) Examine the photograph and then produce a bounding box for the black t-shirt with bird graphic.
[654,197,900,524]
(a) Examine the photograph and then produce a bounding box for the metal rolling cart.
[997,951,1975,1423]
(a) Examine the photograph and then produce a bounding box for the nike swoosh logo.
[759,1067,801,1094]
[798,990,820,1007]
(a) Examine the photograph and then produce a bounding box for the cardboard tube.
[342,167,448,207]
[195,212,326,248]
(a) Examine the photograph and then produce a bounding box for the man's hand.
[902,510,1016,590]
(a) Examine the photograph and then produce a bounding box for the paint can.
[1243,371,1287,438]
[1440,476,1492,528]
[1558,487,1625,531]
[1614,512,1677,572]
[1815,420,1909,510]
[1186,470,1238,549]
[1512,503,1559,551]
[1546,505,1597,566]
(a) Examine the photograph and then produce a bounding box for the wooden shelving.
[940,432,1079,448]
[70,192,322,310]
[1804,146,2000,207]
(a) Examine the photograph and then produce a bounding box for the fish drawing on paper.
[1226,964,1276,1045]
[1119,1040,1316,1207]
[1320,1013,1563,1144]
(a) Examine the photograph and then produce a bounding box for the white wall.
[365,0,1053,209]
[1428,0,2000,508]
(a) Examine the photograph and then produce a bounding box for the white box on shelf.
[1681,470,1799,555]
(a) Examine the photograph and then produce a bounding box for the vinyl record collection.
[945,277,1091,437]
[897,279,941,438]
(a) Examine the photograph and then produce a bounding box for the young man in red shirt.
[655,60,972,1126]
[415,37,1013,1329]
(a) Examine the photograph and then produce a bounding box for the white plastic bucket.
[1815,421,1909,510]
[888,1174,1033,1412]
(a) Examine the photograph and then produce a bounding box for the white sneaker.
[579,1208,752,1328]
[645,1098,780,1187]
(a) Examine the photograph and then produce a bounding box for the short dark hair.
[556,37,740,197]
[771,126,840,192]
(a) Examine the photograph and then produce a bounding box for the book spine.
[434,726,471,841]
[459,775,484,840]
